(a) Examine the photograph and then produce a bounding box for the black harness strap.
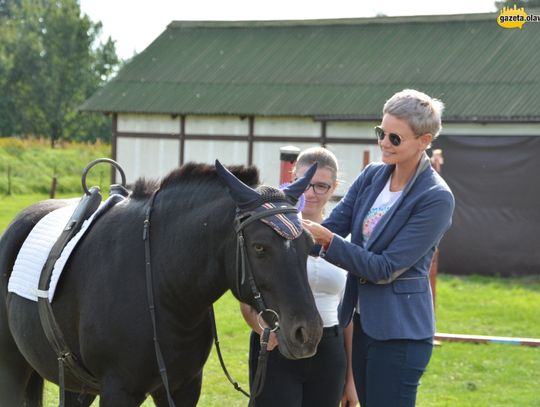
[143,190,176,407]
[209,306,250,398]
[37,188,103,405]
[249,327,271,406]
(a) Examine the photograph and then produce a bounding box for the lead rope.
[143,190,176,407]
[209,306,250,398]
[248,327,271,407]
[209,306,271,406]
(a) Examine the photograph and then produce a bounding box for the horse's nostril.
[294,326,309,344]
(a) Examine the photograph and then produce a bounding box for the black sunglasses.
[305,182,332,195]
[374,126,403,147]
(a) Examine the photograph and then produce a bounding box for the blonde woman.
[303,89,455,407]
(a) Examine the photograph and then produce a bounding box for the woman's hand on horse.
[301,219,333,248]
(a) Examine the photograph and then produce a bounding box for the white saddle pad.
[8,194,125,302]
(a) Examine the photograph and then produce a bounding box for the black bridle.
[234,205,298,316]
[211,205,299,406]
[144,191,300,407]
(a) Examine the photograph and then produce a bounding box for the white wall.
[117,137,180,184]
[255,117,320,137]
[185,115,249,135]
[442,122,540,136]
[115,113,540,189]
[118,114,180,134]
[185,140,248,166]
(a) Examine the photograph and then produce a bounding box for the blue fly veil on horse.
[215,160,316,240]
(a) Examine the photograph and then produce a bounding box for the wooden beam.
[435,333,540,347]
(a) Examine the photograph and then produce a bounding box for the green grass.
[0,137,110,195]
[2,194,539,406]
[419,274,540,407]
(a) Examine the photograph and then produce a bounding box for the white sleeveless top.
[307,255,347,327]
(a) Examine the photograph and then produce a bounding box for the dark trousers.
[352,313,433,407]
[249,326,346,407]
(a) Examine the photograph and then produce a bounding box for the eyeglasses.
[374,126,403,147]
[305,182,332,195]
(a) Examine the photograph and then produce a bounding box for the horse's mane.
[130,162,260,199]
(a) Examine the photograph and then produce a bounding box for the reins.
[143,189,176,407]
[143,190,298,407]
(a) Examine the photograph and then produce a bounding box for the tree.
[0,0,119,145]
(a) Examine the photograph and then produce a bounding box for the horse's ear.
[282,163,317,204]
[215,160,261,209]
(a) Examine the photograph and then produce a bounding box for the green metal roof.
[80,13,540,121]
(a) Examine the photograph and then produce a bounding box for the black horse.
[0,161,323,406]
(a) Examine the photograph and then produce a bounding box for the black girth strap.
[37,187,103,405]
[143,190,176,407]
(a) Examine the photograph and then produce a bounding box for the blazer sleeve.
[322,188,454,284]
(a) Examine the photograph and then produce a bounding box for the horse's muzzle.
[277,318,323,360]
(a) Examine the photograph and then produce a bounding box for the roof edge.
[167,12,500,29]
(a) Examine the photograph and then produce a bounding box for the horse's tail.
[24,371,43,407]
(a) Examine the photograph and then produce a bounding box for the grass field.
[2,194,539,406]
[0,138,110,195]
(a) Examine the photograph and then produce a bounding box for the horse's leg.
[64,391,97,407]
[0,311,42,406]
[0,350,39,406]
[24,371,44,406]
[152,373,202,407]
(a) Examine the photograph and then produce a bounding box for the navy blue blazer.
[321,153,454,340]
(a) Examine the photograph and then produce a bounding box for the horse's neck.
[152,190,237,312]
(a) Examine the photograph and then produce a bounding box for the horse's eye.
[252,244,265,255]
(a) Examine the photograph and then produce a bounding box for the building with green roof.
[81,12,540,276]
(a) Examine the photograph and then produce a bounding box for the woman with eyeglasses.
[302,89,454,407]
[241,147,359,407]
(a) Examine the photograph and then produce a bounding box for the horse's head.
[216,160,323,359]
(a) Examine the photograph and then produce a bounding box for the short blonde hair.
[383,89,445,139]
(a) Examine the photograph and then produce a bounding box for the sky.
[79,0,499,60]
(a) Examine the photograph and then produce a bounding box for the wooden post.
[363,150,370,169]
[279,146,300,184]
[7,165,12,195]
[49,176,57,199]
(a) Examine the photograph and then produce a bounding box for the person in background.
[302,89,455,407]
[241,146,358,407]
